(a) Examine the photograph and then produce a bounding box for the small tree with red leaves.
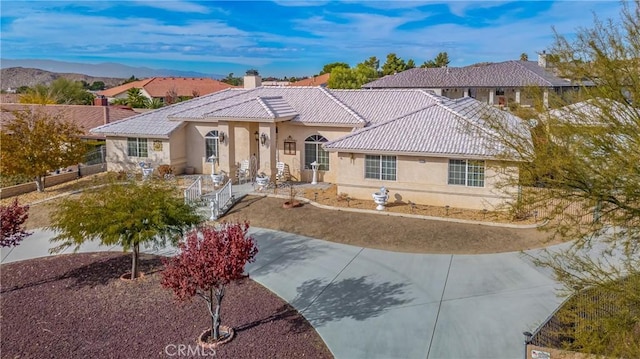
[161,222,258,342]
[0,198,31,247]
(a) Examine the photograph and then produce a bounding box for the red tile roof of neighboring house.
[288,73,330,87]
[98,77,236,98]
[0,104,137,139]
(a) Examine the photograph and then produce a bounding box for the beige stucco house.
[91,75,527,210]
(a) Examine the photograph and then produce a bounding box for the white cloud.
[131,0,212,14]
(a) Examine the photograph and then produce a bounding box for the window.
[365,155,396,180]
[448,159,485,187]
[495,88,505,96]
[205,130,219,160]
[284,136,296,155]
[127,138,148,157]
[304,135,329,170]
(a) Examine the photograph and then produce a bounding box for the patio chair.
[275,162,289,182]
[236,160,250,184]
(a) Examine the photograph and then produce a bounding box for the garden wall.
[0,164,106,199]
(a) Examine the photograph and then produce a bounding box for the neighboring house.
[262,80,291,86]
[91,74,527,210]
[97,77,236,104]
[363,54,586,108]
[288,73,330,87]
[1,99,137,140]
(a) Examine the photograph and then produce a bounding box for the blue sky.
[0,1,624,78]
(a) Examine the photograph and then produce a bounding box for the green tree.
[520,52,529,61]
[480,2,640,356]
[421,52,450,68]
[327,63,377,89]
[49,180,203,280]
[381,53,407,75]
[122,75,139,85]
[19,84,56,104]
[125,87,149,108]
[89,81,106,91]
[49,78,94,105]
[0,109,86,192]
[221,73,241,86]
[406,59,416,70]
[147,98,163,109]
[362,56,381,75]
[320,62,350,75]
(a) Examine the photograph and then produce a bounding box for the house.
[1,99,137,140]
[91,74,527,210]
[363,54,586,108]
[97,77,236,104]
[288,73,330,87]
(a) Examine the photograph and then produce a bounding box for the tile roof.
[549,98,639,125]
[0,104,137,139]
[167,87,365,125]
[324,96,528,159]
[199,96,298,119]
[91,86,528,159]
[363,61,578,89]
[98,77,236,98]
[288,73,331,87]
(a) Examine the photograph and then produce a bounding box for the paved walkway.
[1,227,568,359]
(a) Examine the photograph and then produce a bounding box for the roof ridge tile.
[256,96,276,118]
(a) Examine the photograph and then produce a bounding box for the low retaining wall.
[0,164,106,199]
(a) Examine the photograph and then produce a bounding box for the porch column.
[543,89,549,108]
[217,121,234,175]
[258,123,277,179]
[488,89,495,105]
[515,89,521,104]
[463,88,469,97]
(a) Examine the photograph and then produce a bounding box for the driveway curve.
[1,228,565,359]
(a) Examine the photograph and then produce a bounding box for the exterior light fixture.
[260,133,267,146]
[254,131,259,141]
[219,131,226,143]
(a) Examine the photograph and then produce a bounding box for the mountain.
[0,67,125,90]
[0,59,224,79]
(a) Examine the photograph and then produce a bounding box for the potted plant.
[255,172,269,189]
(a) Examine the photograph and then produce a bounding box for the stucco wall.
[275,124,352,184]
[333,153,514,210]
[105,136,170,172]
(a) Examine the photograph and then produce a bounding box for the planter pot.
[184,166,195,175]
[282,200,301,209]
[119,272,146,282]
[197,326,235,349]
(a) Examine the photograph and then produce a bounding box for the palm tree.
[126,88,149,108]
[147,98,163,109]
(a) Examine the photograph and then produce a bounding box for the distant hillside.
[0,67,125,91]
[1,58,224,79]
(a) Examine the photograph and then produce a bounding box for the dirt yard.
[14,177,562,255]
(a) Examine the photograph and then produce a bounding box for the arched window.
[304,135,329,170]
[205,130,219,161]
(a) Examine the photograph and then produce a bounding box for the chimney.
[243,69,262,89]
[538,50,547,68]
[94,95,108,106]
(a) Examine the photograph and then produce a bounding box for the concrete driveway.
[1,228,565,359]
[245,228,565,359]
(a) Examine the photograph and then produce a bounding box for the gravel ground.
[0,253,332,359]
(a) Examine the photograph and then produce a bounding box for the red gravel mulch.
[0,252,333,359]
